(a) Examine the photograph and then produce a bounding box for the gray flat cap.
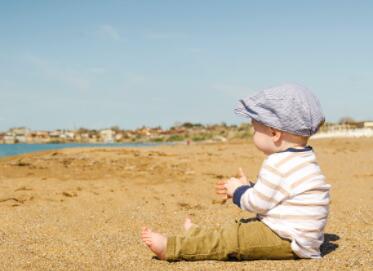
[234,83,325,136]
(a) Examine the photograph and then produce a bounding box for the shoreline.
[0,142,179,158]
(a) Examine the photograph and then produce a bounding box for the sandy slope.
[0,138,372,270]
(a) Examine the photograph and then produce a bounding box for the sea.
[0,143,170,158]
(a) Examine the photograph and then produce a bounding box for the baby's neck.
[270,134,309,154]
[278,141,308,152]
[266,142,308,156]
[280,132,308,150]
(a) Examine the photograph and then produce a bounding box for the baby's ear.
[270,127,276,136]
[270,128,282,142]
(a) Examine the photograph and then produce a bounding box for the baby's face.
[251,120,277,155]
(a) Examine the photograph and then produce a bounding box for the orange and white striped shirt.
[233,146,330,258]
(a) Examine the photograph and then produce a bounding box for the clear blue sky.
[1,0,372,131]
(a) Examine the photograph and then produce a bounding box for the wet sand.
[0,138,372,270]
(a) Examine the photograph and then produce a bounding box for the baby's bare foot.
[141,227,167,260]
[183,217,195,231]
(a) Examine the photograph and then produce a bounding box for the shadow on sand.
[320,233,339,256]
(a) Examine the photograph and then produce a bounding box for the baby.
[141,83,330,261]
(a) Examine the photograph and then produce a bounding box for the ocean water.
[0,143,169,158]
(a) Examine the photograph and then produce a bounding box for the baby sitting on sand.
[141,83,331,261]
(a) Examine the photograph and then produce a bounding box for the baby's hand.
[215,177,245,199]
[215,168,250,200]
[216,179,229,200]
[224,177,243,197]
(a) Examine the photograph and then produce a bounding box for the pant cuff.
[165,236,177,261]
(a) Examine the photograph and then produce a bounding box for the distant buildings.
[2,127,30,143]
[319,121,373,131]
[99,129,115,143]
[360,121,373,129]
[3,133,16,144]
[30,131,49,143]
[314,121,373,139]
[1,121,373,144]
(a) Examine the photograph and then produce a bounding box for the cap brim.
[234,99,258,120]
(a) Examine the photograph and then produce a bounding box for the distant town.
[0,123,248,144]
[1,120,373,144]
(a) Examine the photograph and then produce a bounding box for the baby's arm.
[232,164,290,214]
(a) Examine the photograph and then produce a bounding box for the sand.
[0,138,372,270]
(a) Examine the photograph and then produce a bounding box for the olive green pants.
[165,218,297,261]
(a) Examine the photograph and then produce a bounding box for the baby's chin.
[254,145,276,155]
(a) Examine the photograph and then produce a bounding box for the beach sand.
[0,138,372,270]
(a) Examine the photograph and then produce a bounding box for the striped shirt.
[233,146,330,258]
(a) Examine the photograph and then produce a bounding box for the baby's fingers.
[215,180,225,188]
[239,167,246,178]
[215,185,227,194]
[215,182,227,195]
[215,189,228,200]
[238,167,248,183]
[216,190,227,196]
[216,180,225,185]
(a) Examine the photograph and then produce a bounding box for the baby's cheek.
[253,134,262,147]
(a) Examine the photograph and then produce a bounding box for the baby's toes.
[143,239,152,246]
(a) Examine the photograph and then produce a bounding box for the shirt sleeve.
[232,162,290,214]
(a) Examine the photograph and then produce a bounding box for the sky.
[0,0,372,131]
